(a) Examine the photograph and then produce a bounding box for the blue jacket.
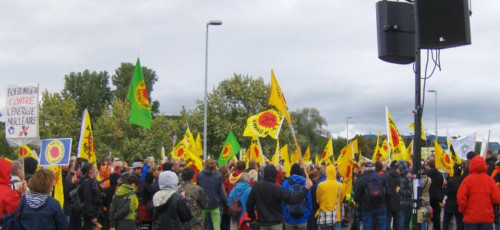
[197,168,227,209]
[19,192,68,230]
[353,170,391,212]
[281,175,312,224]
[227,182,252,220]
[141,165,150,181]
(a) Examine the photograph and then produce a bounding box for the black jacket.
[78,177,101,221]
[427,168,444,200]
[152,192,192,230]
[197,169,226,209]
[385,168,402,211]
[443,175,463,213]
[486,156,496,176]
[354,170,391,212]
[246,165,308,226]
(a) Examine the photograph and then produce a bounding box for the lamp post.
[428,89,437,143]
[203,20,222,161]
[346,116,353,145]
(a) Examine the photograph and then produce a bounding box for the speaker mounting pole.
[412,0,423,229]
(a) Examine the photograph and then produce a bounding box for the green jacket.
[113,184,138,222]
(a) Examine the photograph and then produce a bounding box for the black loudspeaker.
[417,0,471,49]
[376,1,415,64]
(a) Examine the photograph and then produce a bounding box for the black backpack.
[69,184,83,212]
[285,178,307,219]
[110,192,135,221]
[366,177,385,205]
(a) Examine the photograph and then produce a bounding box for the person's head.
[144,156,155,167]
[326,164,337,180]
[181,167,195,182]
[81,163,95,178]
[263,165,277,182]
[467,151,476,160]
[114,161,123,171]
[172,160,180,171]
[125,172,141,189]
[427,159,436,169]
[240,173,250,183]
[290,163,304,177]
[132,162,142,174]
[375,160,383,173]
[159,171,179,190]
[248,160,257,170]
[204,159,217,172]
[453,164,463,177]
[362,162,375,172]
[109,173,120,187]
[309,170,320,182]
[236,161,246,171]
[28,168,55,194]
[219,166,229,179]
[10,160,24,180]
[23,157,38,176]
[163,162,173,171]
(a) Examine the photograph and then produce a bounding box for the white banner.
[451,133,476,160]
[5,84,40,146]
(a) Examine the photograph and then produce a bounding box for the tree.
[0,121,17,159]
[111,62,160,114]
[291,108,330,154]
[39,91,80,154]
[62,70,112,119]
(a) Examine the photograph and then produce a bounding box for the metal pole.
[203,23,209,161]
[346,117,349,145]
[412,0,423,229]
[435,91,438,142]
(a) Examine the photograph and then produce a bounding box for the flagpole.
[289,124,309,178]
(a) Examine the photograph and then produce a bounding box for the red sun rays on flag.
[177,148,184,157]
[444,154,451,164]
[346,165,351,178]
[321,151,326,159]
[258,112,278,128]
[390,127,399,146]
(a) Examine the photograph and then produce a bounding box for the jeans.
[319,222,341,230]
[464,223,493,230]
[362,206,387,230]
[387,210,403,230]
[495,218,500,230]
[260,223,283,230]
[203,208,221,230]
[285,222,307,230]
[401,207,413,230]
[442,212,463,230]
[430,198,442,230]
[307,214,318,230]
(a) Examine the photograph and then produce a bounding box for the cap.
[362,162,374,168]
[117,172,130,184]
[132,162,142,169]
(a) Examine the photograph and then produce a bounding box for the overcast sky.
[1,0,499,142]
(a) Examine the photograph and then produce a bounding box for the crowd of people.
[1,150,500,230]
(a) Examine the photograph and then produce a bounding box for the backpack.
[110,192,134,221]
[228,187,250,219]
[1,197,25,230]
[285,178,307,219]
[69,183,83,212]
[366,177,385,205]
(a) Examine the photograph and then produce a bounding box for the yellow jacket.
[316,165,345,221]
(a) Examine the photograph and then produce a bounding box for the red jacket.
[0,158,22,216]
[223,170,244,196]
[457,156,500,223]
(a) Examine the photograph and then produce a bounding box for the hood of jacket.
[153,189,176,207]
[233,181,251,195]
[264,165,277,182]
[159,171,178,190]
[469,156,487,174]
[326,165,337,181]
[229,170,244,184]
[0,158,12,185]
[287,174,306,185]
[25,192,50,209]
[395,160,409,175]
[201,168,214,176]
[116,183,136,196]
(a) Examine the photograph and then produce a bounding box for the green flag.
[218,131,241,167]
[127,58,152,129]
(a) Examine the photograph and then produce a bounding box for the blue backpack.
[285,178,307,219]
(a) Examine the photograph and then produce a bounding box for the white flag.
[450,133,476,160]
[480,130,491,159]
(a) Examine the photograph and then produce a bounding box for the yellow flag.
[47,166,64,208]
[78,109,100,180]
[280,144,291,177]
[409,122,426,141]
[303,146,311,163]
[268,70,292,125]
[386,108,409,162]
[315,154,319,164]
[372,131,383,162]
[434,141,454,176]
[244,109,284,139]
[290,148,302,164]
[338,141,355,195]
[185,128,198,156]
[320,138,334,165]
[18,145,38,160]
[195,133,203,157]
[336,139,359,165]
[271,140,280,166]
[407,140,413,159]
[184,148,203,183]
[447,138,462,165]
[171,138,188,160]
[247,137,265,165]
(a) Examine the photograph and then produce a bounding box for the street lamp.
[346,116,353,145]
[203,20,222,161]
[428,89,437,143]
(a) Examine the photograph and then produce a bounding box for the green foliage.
[0,122,17,159]
[39,90,80,154]
[291,108,330,154]
[62,70,112,119]
[111,62,160,114]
